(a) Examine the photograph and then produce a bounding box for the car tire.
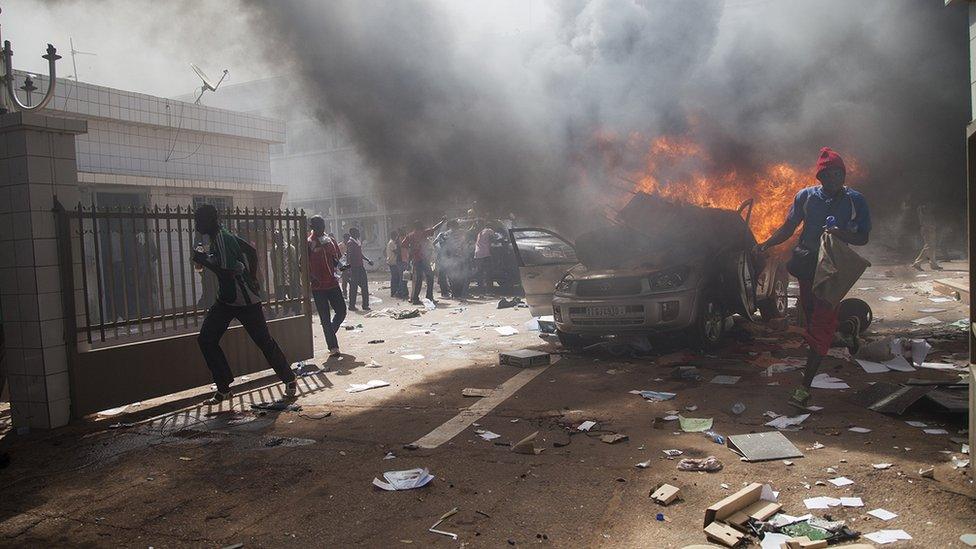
[557,329,590,349]
[758,271,788,321]
[689,296,725,350]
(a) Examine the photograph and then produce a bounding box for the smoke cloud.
[244,0,968,237]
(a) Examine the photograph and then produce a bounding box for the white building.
[20,70,286,212]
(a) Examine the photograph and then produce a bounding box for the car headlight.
[647,267,690,292]
[554,274,574,295]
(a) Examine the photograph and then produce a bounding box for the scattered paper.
[905,421,928,428]
[760,483,779,502]
[372,468,434,491]
[578,420,597,432]
[828,476,854,487]
[868,508,898,521]
[600,433,628,444]
[662,449,683,457]
[635,390,677,401]
[912,316,942,326]
[884,355,916,372]
[804,496,841,509]
[811,373,850,390]
[918,362,961,370]
[765,413,810,430]
[923,428,949,435]
[636,460,651,468]
[709,375,740,385]
[768,513,813,528]
[402,354,425,360]
[849,427,872,434]
[873,463,893,470]
[347,380,391,393]
[476,430,501,441]
[879,296,904,302]
[840,496,864,507]
[865,530,912,545]
[494,326,519,336]
[857,359,890,374]
[383,452,397,460]
[677,416,713,432]
[918,308,947,314]
[910,339,932,366]
[929,296,953,303]
[760,532,792,549]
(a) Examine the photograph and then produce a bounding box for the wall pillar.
[0,111,87,429]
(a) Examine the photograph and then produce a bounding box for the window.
[192,195,233,212]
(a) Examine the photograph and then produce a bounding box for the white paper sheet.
[911,316,942,325]
[476,430,501,441]
[372,468,434,491]
[868,508,898,521]
[849,427,872,433]
[804,496,841,509]
[765,413,810,430]
[910,339,932,366]
[884,355,916,372]
[578,421,596,432]
[828,476,854,487]
[840,496,864,507]
[811,373,850,389]
[918,362,961,370]
[905,421,928,428]
[865,530,912,545]
[879,296,904,302]
[760,533,791,549]
[347,379,391,393]
[494,326,519,336]
[857,359,890,374]
[402,354,425,360]
[923,428,949,435]
[929,297,953,303]
[917,308,947,314]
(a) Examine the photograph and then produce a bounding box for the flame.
[601,133,861,242]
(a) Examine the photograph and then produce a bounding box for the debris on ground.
[727,432,803,462]
[373,468,435,491]
[864,529,912,544]
[251,401,302,412]
[600,433,628,444]
[499,349,550,367]
[765,413,810,431]
[512,431,543,455]
[497,297,524,309]
[462,388,493,397]
[428,507,459,540]
[577,420,597,431]
[632,389,677,401]
[650,483,681,505]
[678,416,714,432]
[346,380,391,393]
[678,456,723,472]
[710,375,741,385]
[476,429,501,441]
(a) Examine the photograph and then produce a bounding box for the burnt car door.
[731,199,759,320]
[509,228,578,317]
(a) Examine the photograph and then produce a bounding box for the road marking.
[411,362,554,449]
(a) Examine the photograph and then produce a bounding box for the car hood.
[565,263,698,280]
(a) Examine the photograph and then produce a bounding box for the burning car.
[509,193,788,349]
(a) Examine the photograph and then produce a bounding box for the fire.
[601,133,860,242]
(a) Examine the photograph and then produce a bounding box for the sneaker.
[788,387,810,408]
[284,380,297,399]
[206,390,232,405]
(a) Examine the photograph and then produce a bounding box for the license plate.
[585,306,626,317]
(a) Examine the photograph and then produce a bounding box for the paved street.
[1,263,974,548]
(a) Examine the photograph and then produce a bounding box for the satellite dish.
[189,63,228,104]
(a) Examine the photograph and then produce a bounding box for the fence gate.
[54,200,314,417]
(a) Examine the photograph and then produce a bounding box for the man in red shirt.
[308,215,345,356]
[401,218,446,305]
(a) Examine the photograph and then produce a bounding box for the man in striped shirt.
[192,205,297,404]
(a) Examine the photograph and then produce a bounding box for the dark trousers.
[389,264,402,297]
[197,302,295,393]
[411,259,435,302]
[348,265,369,309]
[474,257,490,289]
[437,266,450,296]
[312,287,346,351]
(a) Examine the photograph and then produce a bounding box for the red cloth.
[307,232,340,290]
[798,278,839,356]
[816,147,846,176]
[401,228,434,262]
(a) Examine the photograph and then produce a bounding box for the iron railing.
[55,199,310,350]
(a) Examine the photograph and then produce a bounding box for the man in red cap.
[758,147,872,407]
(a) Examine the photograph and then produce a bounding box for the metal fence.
[55,200,310,350]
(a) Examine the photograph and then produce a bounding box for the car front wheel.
[689,296,725,350]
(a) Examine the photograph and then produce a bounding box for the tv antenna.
[65,37,96,81]
[189,63,228,104]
